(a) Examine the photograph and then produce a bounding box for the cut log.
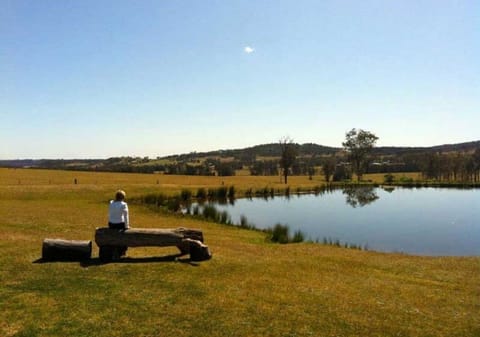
[95,227,204,247]
[42,238,92,261]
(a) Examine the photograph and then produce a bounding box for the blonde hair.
[115,190,126,201]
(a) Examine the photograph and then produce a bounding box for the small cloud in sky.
[244,46,255,54]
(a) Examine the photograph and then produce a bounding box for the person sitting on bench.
[108,190,129,257]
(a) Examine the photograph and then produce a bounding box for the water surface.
[211,187,480,256]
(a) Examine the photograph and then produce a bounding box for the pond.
[209,187,480,256]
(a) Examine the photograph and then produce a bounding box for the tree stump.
[42,239,92,261]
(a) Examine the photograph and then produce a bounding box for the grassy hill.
[0,168,478,337]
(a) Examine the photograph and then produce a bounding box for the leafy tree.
[249,161,264,176]
[216,163,236,176]
[322,155,336,182]
[342,128,379,182]
[332,163,352,181]
[279,136,297,184]
[250,160,278,176]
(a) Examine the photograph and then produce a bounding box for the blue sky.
[1,0,479,159]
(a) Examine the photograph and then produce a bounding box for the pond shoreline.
[135,184,480,256]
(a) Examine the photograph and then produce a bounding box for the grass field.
[0,168,478,337]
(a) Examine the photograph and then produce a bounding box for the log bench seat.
[95,227,211,262]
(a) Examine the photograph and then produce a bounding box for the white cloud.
[244,46,255,54]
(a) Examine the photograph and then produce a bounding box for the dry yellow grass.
[1,168,478,337]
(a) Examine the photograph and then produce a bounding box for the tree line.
[4,131,479,183]
[420,150,480,182]
[278,129,480,184]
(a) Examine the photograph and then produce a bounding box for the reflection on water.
[343,186,379,208]
[242,186,381,208]
[382,186,395,193]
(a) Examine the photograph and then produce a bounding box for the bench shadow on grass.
[33,253,201,268]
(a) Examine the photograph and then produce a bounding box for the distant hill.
[169,143,340,159]
[430,140,480,152]
[0,159,104,169]
[1,140,479,171]
[165,140,480,159]
[371,140,480,156]
[0,159,38,168]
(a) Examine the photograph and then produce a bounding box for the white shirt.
[108,200,130,228]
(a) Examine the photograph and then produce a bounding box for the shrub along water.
[141,193,168,207]
[219,210,231,225]
[228,185,235,199]
[267,223,305,244]
[138,186,237,208]
[196,187,207,201]
[180,189,192,202]
[270,223,290,243]
[209,186,228,200]
[202,204,219,222]
[239,215,256,230]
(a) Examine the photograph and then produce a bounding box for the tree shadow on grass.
[33,254,201,268]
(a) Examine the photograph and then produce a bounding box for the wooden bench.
[95,227,211,262]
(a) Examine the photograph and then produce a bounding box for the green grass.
[1,168,479,337]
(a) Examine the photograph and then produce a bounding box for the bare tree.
[342,128,378,182]
[279,136,297,184]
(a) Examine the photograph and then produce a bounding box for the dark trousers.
[108,222,128,257]
[108,222,126,230]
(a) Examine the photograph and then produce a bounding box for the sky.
[1,0,479,159]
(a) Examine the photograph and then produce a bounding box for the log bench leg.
[184,239,212,261]
[99,246,114,262]
[176,242,190,255]
[99,246,128,262]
